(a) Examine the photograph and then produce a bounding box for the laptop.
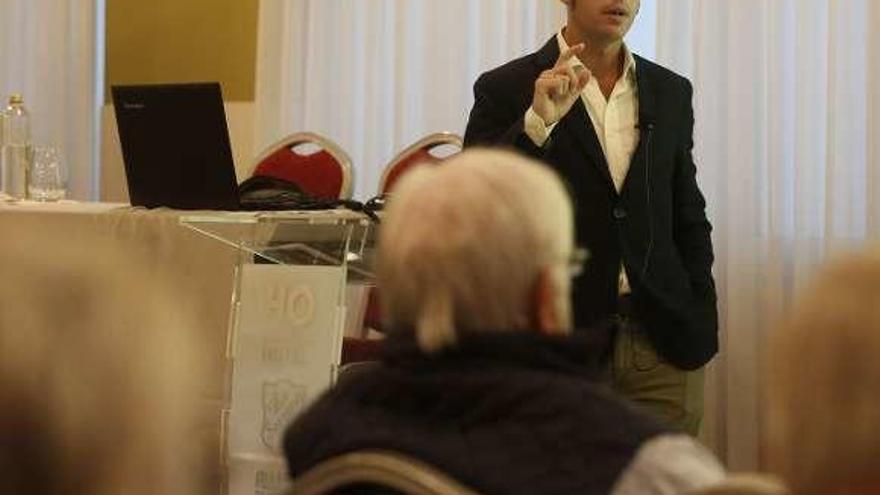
[111,82,242,210]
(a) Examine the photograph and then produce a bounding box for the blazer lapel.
[622,55,659,198]
[561,101,615,193]
[634,55,658,127]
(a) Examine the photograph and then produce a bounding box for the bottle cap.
[9,94,23,105]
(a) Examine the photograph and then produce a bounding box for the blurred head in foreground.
[377,148,575,352]
[765,247,880,495]
[0,240,204,495]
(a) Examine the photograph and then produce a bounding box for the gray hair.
[377,148,574,352]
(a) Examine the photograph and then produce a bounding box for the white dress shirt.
[524,31,640,294]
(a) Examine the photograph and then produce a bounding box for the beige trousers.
[609,319,705,436]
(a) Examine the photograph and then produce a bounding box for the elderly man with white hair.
[283,149,723,494]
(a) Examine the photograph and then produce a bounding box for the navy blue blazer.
[464,37,718,369]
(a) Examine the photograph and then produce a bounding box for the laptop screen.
[111,82,240,210]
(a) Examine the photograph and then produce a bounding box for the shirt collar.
[555,29,637,80]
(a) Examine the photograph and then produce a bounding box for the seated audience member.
[284,149,724,494]
[0,241,205,495]
[764,248,880,495]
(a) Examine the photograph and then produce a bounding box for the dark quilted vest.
[284,331,668,495]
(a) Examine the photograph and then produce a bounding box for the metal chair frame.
[287,450,480,495]
[378,132,463,194]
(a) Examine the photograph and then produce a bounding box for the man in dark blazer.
[464,0,717,435]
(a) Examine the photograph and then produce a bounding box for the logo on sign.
[261,380,307,450]
[266,284,316,327]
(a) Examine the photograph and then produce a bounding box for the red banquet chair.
[341,289,385,366]
[251,132,354,200]
[378,132,463,194]
[344,134,464,368]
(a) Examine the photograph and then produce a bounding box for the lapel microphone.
[640,117,655,279]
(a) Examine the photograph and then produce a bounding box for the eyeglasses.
[568,247,590,278]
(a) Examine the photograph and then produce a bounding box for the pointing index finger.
[555,43,585,68]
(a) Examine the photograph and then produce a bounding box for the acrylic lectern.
[182,210,376,495]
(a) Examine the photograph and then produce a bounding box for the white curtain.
[655,0,880,470]
[255,0,566,198]
[0,0,103,200]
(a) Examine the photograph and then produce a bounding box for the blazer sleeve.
[463,73,544,159]
[672,80,716,301]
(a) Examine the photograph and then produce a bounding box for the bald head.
[377,149,575,352]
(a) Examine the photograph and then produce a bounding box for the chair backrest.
[379,133,463,194]
[361,288,382,333]
[287,450,481,495]
[252,132,354,200]
[340,337,384,366]
[335,360,382,387]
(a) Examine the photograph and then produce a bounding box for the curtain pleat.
[254,0,566,198]
[656,0,880,471]
[0,0,101,199]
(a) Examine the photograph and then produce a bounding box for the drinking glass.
[28,146,66,201]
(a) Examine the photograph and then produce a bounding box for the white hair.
[377,148,575,352]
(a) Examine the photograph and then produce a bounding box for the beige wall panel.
[106,0,258,101]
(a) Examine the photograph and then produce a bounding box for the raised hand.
[532,43,592,126]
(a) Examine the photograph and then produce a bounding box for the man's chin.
[584,28,627,46]
[602,29,628,42]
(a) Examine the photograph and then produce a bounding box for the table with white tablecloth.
[1,201,378,494]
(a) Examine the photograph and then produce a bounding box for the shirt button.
[613,207,627,220]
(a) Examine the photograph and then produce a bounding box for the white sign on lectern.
[227,264,345,495]
[180,210,375,495]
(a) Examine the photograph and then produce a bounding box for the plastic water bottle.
[1,94,31,199]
